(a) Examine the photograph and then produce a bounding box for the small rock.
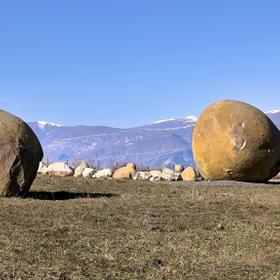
[74,161,88,177]
[181,167,198,181]
[95,168,112,179]
[217,223,225,231]
[152,259,164,269]
[38,162,49,175]
[161,168,181,181]
[48,162,74,177]
[175,164,184,172]
[134,171,151,180]
[82,168,95,178]
[150,170,162,181]
[113,165,136,179]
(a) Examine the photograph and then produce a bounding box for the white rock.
[149,170,162,181]
[150,176,162,182]
[161,168,181,181]
[47,162,74,177]
[38,162,49,175]
[133,171,151,180]
[82,168,95,178]
[74,161,88,177]
[95,169,112,179]
[150,170,162,178]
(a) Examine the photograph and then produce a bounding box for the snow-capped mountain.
[267,110,280,128]
[152,115,197,125]
[28,116,196,168]
[36,121,61,129]
[28,110,280,168]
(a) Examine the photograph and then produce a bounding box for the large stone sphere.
[0,110,43,196]
[192,100,280,182]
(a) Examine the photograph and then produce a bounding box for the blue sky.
[1,1,280,127]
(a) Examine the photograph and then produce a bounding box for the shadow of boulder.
[18,191,118,201]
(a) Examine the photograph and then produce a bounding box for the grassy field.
[1,176,280,279]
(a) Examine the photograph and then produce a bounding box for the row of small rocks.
[38,162,199,182]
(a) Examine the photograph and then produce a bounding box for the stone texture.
[181,167,198,181]
[74,161,88,177]
[133,171,151,180]
[47,162,74,177]
[113,164,136,179]
[0,110,43,196]
[175,164,184,172]
[95,168,112,179]
[126,162,136,170]
[38,162,49,175]
[161,168,181,181]
[150,170,162,177]
[149,170,162,182]
[193,100,280,182]
[82,168,95,178]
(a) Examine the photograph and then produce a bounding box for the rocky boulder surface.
[0,110,43,196]
[149,170,162,182]
[47,162,74,177]
[181,167,198,181]
[82,168,95,178]
[113,163,137,179]
[193,100,280,182]
[95,169,112,179]
[74,161,88,177]
[133,171,151,180]
[38,162,49,175]
[161,168,181,181]
[175,164,184,172]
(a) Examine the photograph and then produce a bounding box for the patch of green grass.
[0,176,280,279]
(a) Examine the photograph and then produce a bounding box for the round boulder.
[181,167,198,181]
[192,100,280,182]
[113,165,136,179]
[0,110,43,196]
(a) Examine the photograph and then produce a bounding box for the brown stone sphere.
[0,110,43,196]
[192,100,280,182]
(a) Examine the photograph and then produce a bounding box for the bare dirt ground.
[1,176,280,279]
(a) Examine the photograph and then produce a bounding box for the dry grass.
[0,176,280,279]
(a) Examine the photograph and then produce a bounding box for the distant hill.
[266,110,280,128]
[28,116,196,168]
[28,111,280,168]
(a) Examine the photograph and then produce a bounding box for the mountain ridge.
[28,110,280,168]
